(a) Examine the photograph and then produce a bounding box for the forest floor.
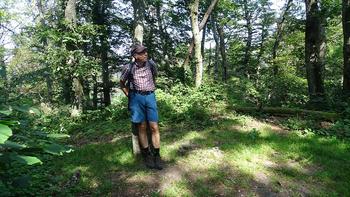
[49,108,350,197]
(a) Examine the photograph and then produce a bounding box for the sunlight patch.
[184,147,224,170]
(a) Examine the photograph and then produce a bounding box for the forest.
[1,0,350,196]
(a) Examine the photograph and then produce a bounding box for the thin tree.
[272,0,293,75]
[242,0,253,78]
[343,0,350,96]
[210,15,220,80]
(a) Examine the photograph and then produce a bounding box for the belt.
[132,90,154,95]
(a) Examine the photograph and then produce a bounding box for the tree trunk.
[243,0,253,78]
[101,36,111,107]
[217,24,227,82]
[37,0,53,103]
[183,0,219,71]
[155,2,170,67]
[132,0,145,45]
[211,16,220,80]
[0,54,8,101]
[92,1,111,107]
[343,0,350,96]
[65,0,84,111]
[131,0,146,155]
[201,23,207,58]
[305,0,326,106]
[92,75,98,109]
[272,0,293,75]
[190,0,203,87]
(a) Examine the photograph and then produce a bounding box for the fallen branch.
[231,106,340,122]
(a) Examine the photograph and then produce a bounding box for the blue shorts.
[129,92,159,123]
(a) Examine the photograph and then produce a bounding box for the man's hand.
[120,80,129,97]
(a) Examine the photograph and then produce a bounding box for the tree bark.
[272,0,293,75]
[201,23,207,58]
[211,16,220,80]
[190,0,204,87]
[92,75,98,109]
[305,0,326,105]
[343,0,350,96]
[217,23,227,82]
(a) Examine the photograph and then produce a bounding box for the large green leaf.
[1,140,27,149]
[0,124,12,144]
[11,155,42,165]
[43,143,73,155]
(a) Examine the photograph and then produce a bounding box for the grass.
[23,108,349,197]
[9,89,348,197]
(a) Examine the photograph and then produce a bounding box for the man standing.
[119,45,162,170]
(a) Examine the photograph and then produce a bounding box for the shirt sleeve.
[120,64,130,82]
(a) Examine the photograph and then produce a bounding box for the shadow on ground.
[49,112,350,196]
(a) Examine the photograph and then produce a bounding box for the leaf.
[0,124,12,144]
[0,109,11,115]
[12,106,41,115]
[11,155,42,165]
[43,143,73,155]
[47,133,70,139]
[1,140,27,149]
[0,120,18,126]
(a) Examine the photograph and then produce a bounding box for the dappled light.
[1,0,350,196]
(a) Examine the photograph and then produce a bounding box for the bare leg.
[149,122,160,149]
[138,121,149,148]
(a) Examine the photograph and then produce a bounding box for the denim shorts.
[129,92,159,123]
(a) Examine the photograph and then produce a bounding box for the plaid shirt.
[120,60,156,91]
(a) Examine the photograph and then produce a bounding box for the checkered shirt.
[120,61,156,91]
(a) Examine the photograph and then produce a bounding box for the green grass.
[18,109,350,196]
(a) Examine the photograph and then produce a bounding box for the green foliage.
[248,128,261,140]
[281,116,317,131]
[156,82,226,123]
[0,106,72,194]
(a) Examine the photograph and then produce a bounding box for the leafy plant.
[0,106,73,193]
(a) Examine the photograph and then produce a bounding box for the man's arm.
[120,79,129,97]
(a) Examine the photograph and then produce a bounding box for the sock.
[154,148,160,157]
[141,147,149,157]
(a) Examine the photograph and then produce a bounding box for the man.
[119,45,162,170]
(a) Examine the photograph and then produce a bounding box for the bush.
[156,82,227,123]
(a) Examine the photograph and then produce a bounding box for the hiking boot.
[143,154,155,169]
[154,155,163,170]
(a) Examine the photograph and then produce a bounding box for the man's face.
[134,51,148,63]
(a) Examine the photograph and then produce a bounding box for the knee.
[149,123,159,134]
[139,122,147,131]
